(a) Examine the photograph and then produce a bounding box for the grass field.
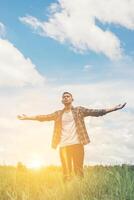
[0,164,134,200]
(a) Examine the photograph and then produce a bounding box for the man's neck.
[64,104,72,112]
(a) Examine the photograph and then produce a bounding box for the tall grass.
[0,165,134,200]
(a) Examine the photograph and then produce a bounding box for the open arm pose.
[18,92,126,181]
[18,103,126,120]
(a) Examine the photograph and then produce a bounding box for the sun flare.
[27,159,44,169]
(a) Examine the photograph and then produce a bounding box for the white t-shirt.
[59,110,80,147]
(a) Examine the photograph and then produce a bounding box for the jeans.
[59,144,84,181]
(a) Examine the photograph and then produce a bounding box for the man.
[18,92,126,181]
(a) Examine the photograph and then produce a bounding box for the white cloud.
[83,64,93,72]
[0,36,47,165]
[0,22,6,37]
[20,0,134,60]
[0,38,45,87]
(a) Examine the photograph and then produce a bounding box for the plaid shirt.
[36,106,106,149]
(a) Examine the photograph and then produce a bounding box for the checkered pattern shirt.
[36,106,106,149]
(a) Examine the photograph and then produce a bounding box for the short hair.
[62,91,73,98]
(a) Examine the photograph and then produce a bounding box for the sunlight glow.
[27,159,44,169]
[26,154,44,169]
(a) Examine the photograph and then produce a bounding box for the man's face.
[62,93,73,105]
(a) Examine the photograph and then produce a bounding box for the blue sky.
[1,0,134,84]
[0,0,134,167]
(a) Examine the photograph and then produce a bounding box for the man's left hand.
[115,102,127,110]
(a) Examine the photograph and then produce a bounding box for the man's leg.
[71,144,84,177]
[59,146,72,181]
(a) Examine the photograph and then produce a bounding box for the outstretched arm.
[80,102,126,117]
[105,102,126,114]
[17,112,57,121]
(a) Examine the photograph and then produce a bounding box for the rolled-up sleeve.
[79,106,106,117]
[36,112,57,121]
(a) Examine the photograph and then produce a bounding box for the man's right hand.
[17,114,28,120]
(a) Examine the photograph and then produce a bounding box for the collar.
[62,106,74,112]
